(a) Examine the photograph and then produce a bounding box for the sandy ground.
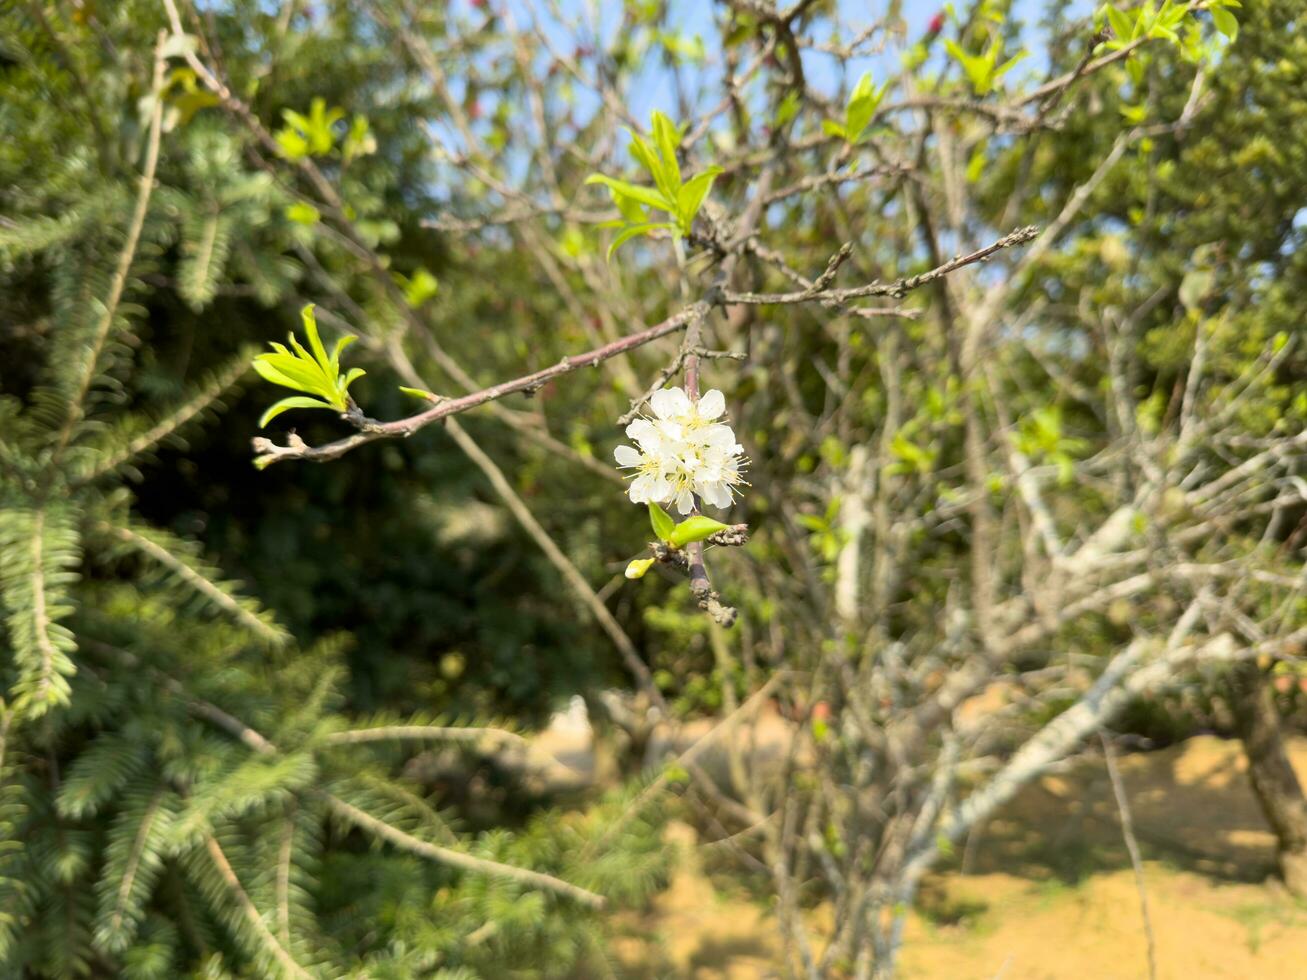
[611,735,1307,979]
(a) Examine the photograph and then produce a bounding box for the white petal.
[625,419,661,451]
[675,490,695,515]
[614,445,642,467]
[650,386,691,420]
[650,476,672,501]
[658,421,684,442]
[700,482,731,509]
[696,390,725,420]
[629,475,655,502]
[703,424,738,449]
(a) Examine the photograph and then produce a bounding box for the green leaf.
[889,431,936,473]
[822,119,848,139]
[648,502,676,542]
[275,98,344,159]
[675,168,721,234]
[342,113,376,162]
[1128,53,1148,86]
[252,353,326,393]
[773,90,801,129]
[945,38,1023,96]
[651,111,682,190]
[1119,102,1148,124]
[300,304,331,374]
[845,72,887,142]
[329,334,357,373]
[403,268,440,308]
[585,174,673,214]
[664,764,689,784]
[258,396,337,428]
[612,192,650,226]
[669,515,730,548]
[1105,4,1135,45]
[1211,6,1238,40]
[285,201,320,225]
[606,221,675,261]
[849,70,875,107]
[992,49,1028,84]
[626,131,662,181]
[943,39,980,86]
[275,128,310,160]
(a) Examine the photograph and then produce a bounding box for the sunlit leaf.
[669,515,730,548]
[648,503,676,542]
[258,396,337,428]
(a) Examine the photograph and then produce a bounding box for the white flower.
[613,386,747,514]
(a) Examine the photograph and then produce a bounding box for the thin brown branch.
[51,32,167,462]
[322,793,605,908]
[204,834,312,979]
[721,226,1039,306]
[1100,730,1158,980]
[252,301,712,468]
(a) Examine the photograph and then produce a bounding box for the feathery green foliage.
[0,3,671,975]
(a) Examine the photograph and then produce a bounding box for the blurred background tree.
[1,0,1304,977]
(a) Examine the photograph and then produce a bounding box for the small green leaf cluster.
[797,499,848,564]
[398,267,440,309]
[160,67,220,127]
[275,97,375,162]
[887,429,939,476]
[651,502,730,549]
[1099,0,1230,51]
[1096,0,1238,90]
[585,111,721,259]
[1107,0,1237,115]
[823,72,889,144]
[1012,406,1090,485]
[276,98,343,159]
[252,305,365,427]
[944,37,1028,96]
[624,503,731,580]
[657,31,706,64]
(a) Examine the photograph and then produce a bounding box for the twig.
[721,227,1038,306]
[247,224,1007,469]
[583,671,787,860]
[253,301,712,467]
[50,32,167,463]
[204,834,312,979]
[321,724,571,772]
[1100,729,1158,980]
[323,793,605,908]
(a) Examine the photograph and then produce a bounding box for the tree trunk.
[1230,661,1307,896]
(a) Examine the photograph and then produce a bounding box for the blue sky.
[525,0,1097,122]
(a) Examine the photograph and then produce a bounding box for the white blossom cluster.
[614,387,746,513]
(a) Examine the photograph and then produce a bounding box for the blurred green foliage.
[0,0,1304,975]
